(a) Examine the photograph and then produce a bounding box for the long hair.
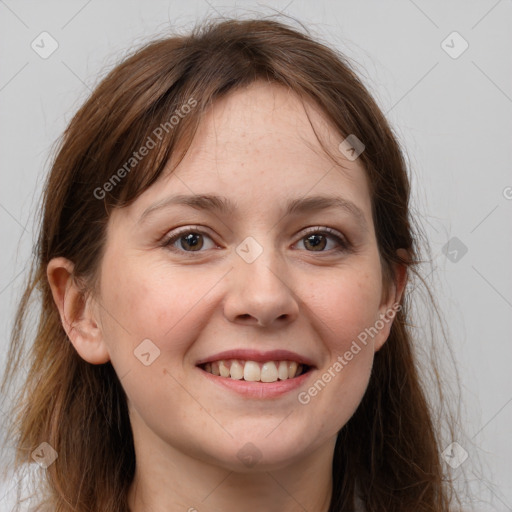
[1,14,464,511]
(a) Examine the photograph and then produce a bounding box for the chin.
[207,432,320,473]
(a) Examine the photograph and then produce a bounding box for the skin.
[47,80,406,512]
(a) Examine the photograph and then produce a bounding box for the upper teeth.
[203,360,304,382]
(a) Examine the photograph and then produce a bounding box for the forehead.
[120,81,373,226]
[186,81,345,166]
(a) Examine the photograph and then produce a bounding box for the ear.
[374,249,409,352]
[47,257,110,364]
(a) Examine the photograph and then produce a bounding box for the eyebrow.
[138,193,368,229]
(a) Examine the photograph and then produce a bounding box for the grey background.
[0,0,511,510]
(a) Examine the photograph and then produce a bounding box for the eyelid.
[161,224,215,244]
[299,225,345,240]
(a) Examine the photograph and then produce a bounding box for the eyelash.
[160,225,351,256]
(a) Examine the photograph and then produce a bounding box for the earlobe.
[47,257,110,365]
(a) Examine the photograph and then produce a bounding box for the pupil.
[183,233,202,250]
[306,234,325,251]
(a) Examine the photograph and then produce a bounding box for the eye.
[161,226,217,254]
[295,227,350,253]
[160,226,351,256]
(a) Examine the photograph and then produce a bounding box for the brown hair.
[1,14,465,512]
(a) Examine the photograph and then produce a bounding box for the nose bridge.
[225,234,299,326]
[237,235,287,291]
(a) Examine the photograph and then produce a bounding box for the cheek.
[100,255,221,362]
[310,264,383,353]
[296,263,382,415]
[98,258,212,431]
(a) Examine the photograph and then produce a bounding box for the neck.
[126,417,336,512]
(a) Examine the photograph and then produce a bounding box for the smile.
[199,359,311,382]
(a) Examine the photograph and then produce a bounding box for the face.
[87,81,399,471]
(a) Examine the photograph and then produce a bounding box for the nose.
[223,245,300,328]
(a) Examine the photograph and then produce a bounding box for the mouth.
[195,349,316,398]
[198,359,313,382]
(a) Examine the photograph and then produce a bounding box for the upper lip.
[196,349,316,368]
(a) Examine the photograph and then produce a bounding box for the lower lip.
[197,366,314,399]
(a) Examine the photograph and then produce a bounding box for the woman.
[0,15,464,512]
